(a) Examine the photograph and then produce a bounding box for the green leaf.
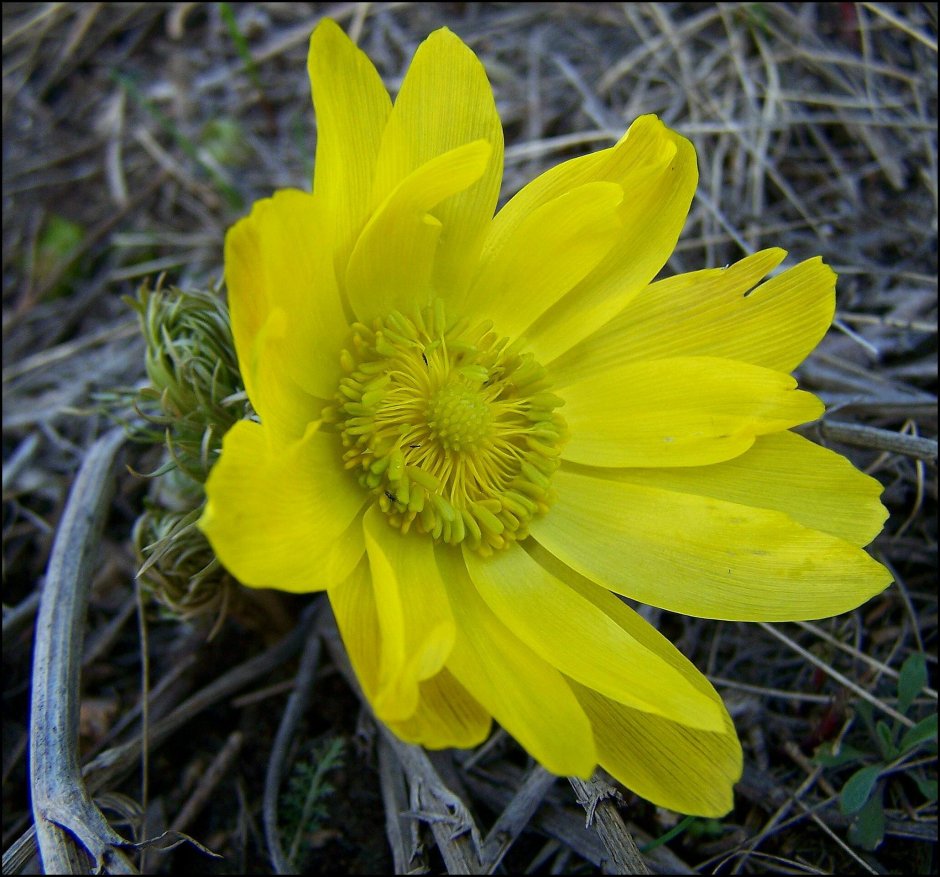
[686,818,724,839]
[200,118,249,167]
[899,713,938,756]
[912,773,938,803]
[854,699,875,734]
[840,764,882,815]
[897,652,927,715]
[847,788,885,851]
[813,741,866,768]
[874,720,898,760]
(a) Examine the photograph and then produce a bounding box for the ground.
[2,3,937,875]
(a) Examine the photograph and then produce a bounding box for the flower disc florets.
[327,300,566,553]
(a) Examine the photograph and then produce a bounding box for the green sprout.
[814,653,937,851]
[279,737,347,870]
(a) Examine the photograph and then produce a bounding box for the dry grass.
[2,2,936,874]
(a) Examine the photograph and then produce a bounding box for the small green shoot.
[33,214,84,298]
[280,737,346,870]
[220,3,263,92]
[814,652,937,851]
[640,814,725,854]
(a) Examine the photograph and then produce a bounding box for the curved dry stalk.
[7,554,311,875]
[28,427,137,874]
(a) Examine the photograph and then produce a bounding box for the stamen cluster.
[327,301,566,553]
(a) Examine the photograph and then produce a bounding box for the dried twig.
[28,427,135,874]
[819,419,938,462]
[757,622,916,727]
[568,774,650,875]
[170,731,244,834]
[377,735,425,874]
[480,764,557,873]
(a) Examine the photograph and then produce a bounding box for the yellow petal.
[329,557,380,698]
[571,681,742,817]
[199,420,366,591]
[363,506,456,722]
[527,539,721,694]
[389,668,493,750]
[550,251,837,384]
[531,467,892,620]
[591,431,888,547]
[373,27,503,301]
[346,141,492,323]
[529,541,742,815]
[331,560,490,748]
[224,189,348,420]
[308,20,392,276]
[437,547,596,777]
[485,116,697,363]
[488,116,674,249]
[560,356,824,467]
[463,545,724,730]
[463,182,624,339]
[232,308,322,446]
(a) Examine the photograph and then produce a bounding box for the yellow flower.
[199,20,892,816]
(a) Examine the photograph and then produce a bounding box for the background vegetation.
[3,3,936,874]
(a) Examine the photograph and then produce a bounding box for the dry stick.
[729,743,830,876]
[28,427,137,875]
[818,419,938,462]
[262,602,323,875]
[1,430,40,489]
[461,766,608,869]
[568,775,650,875]
[794,619,938,699]
[383,732,486,875]
[7,170,170,327]
[1,589,41,651]
[480,765,557,874]
[757,623,915,727]
[776,744,879,874]
[1,320,138,383]
[377,736,422,874]
[859,2,939,51]
[133,578,151,876]
[81,593,138,669]
[86,654,199,761]
[170,731,244,835]
[84,618,308,793]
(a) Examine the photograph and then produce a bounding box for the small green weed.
[814,653,937,851]
[279,737,347,870]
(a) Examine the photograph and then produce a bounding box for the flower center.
[327,300,566,554]
[426,380,491,452]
